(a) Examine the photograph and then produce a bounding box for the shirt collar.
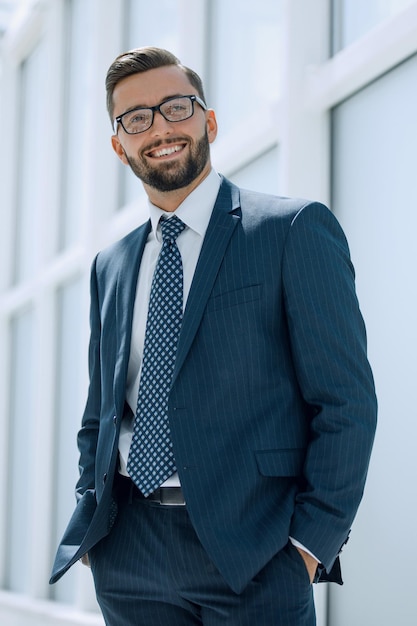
[148,169,221,240]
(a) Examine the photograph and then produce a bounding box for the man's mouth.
[147,143,186,158]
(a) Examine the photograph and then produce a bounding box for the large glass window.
[208,0,283,131]
[229,145,281,195]
[5,308,35,593]
[12,40,47,285]
[50,276,86,603]
[332,0,416,53]
[123,0,180,51]
[330,53,417,626]
[59,0,95,249]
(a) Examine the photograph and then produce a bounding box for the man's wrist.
[295,546,318,584]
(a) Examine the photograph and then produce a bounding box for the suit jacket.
[50,176,377,593]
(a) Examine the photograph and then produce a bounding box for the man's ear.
[111,134,129,165]
[206,109,218,144]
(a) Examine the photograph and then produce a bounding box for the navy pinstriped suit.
[50,176,376,617]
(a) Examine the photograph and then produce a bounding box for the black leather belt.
[115,474,186,506]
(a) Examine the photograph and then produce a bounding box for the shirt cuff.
[289,537,320,563]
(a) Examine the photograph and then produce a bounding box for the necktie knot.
[160,215,185,244]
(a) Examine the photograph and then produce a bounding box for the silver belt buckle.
[159,487,186,506]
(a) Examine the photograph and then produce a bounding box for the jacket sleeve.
[75,255,102,501]
[283,202,377,572]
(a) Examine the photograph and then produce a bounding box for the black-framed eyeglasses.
[114,94,207,134]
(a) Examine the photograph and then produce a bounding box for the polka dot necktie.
[127,215,186,497]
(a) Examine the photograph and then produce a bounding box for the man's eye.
[128,112,147,124]
[165,103,187,116]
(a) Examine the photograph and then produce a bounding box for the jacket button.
[103,473,107,484]
[113,415,117,425]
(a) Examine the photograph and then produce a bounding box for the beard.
[125,129,210,192]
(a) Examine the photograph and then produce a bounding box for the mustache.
[143,137,188,152]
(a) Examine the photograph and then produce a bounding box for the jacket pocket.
[255,448,305,477]
[206,284,262,312]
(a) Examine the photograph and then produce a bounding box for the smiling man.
[50,47,377,626]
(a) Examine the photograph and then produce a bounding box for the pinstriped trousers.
[89,491,316,626]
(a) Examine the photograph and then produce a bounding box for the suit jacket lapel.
[173,178,241,383]
[113,221,151,410]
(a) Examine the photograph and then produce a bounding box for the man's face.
[111,65,217,197]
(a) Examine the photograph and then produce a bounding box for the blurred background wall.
[0,0,416,624]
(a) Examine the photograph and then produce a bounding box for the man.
[50,47,377,625]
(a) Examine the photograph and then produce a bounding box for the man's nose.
[150,110,174,135]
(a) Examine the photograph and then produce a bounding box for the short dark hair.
[105,46,207,122]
